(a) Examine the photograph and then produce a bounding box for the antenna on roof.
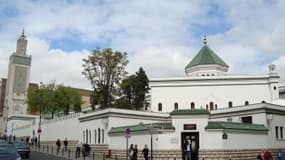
[203,35,207,45]
[22,28,25,36]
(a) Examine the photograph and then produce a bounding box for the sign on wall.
[184,124,197,130]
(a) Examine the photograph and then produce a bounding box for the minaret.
[4,30,32,115]
[16,29,28,56]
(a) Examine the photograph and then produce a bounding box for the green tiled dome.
[185,45,228,69]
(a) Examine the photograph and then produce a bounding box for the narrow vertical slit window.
[276,126,279,139]
[280,127,283,139]
[98,128,101,144]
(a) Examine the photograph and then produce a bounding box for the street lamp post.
[125,128,131,160]
[37,113,42,147]
[150,130,153,160]
[11,123,14,136]
[38,82,43,147]
[4,105,9,140]
[146,124,160,160]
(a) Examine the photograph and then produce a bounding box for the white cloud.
[0,0,285,89]
[127,47,195,77]
[27,37,91,89]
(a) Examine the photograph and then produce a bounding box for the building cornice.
[209,103,285,119]
[79,108,169,122]
[150,74,279,87]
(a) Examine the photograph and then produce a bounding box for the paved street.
[22,151,69,160]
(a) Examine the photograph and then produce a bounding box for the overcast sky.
[0,0,284,89]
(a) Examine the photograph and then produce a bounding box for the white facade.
[5,40,285,159]
[150,73,279,113]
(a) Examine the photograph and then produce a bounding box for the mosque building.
[1,33,285,160]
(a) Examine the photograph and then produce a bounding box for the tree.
[26,82,82,118]
[55,85,82,114]
[133,67,149,110]
[82,48,128,109]
[26,87,45,114]
[118,67,149,110]
[26,82,58,118]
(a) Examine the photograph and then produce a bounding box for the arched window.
[228,101,233,108]
[174,102,178,110]
[210,102,214,110]
[102,129,104,144]
[261,100,266,103]
[158,103,162,111]
[245,101,249,106]
[215,104,218,110]
[98,128,101,144]
[191,102,195,109]
[94,130,97,144]
[206,104,209,110]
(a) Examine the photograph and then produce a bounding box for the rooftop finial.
[203,35,207,45]
[20,28,26,39]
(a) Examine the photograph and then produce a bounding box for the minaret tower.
[4,30,32,115]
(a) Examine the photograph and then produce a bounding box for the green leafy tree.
[27,82,82,118]
[55,85,82,114]
[118,67,149,110]
[133,67,149,110]
[26,87,45,114]
[26,82,58,118]
[82,48,128,109]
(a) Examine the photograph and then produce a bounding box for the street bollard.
[103,153,105,160]
[62,148,64,156]
[47,145,49,152]
[51,146,53,154]
[68,149,70,158]
[115,155,118,160]
[93,152,95,160]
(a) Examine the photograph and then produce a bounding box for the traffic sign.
[125,128,131,137]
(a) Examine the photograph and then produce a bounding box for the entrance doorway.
[181,132,199,160]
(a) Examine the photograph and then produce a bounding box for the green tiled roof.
[108,122,175,134]
[170,109,209,116]
[205,121,268,131]
[185,45,228,69]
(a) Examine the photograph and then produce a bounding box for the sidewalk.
[31,145,123,160]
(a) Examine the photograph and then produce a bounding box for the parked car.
[14,142,30,158]
[0,140,21,160]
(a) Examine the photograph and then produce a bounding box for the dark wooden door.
[181,132,199,160]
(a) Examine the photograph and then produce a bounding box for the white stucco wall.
[266,114,285,149]
[11,114,82,142]
[40,117,81,141]
[223,132,267,149]
[150,75,279,112]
